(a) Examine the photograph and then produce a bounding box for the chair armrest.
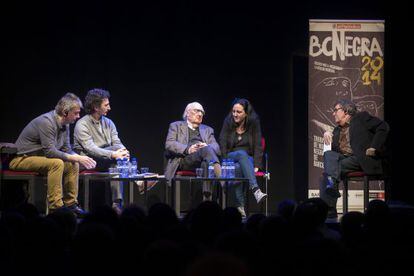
[1,147,17,154]
[0,143,18,171]
[0,143,18,154]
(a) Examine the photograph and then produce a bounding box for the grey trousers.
[179,146,220,199]
[80,150,123,203]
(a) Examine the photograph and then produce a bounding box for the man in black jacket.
[320,99,389,218]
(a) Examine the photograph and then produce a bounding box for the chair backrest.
[0,143,18,171]
[175,170,197,176]
[255,137,268,176]
[261,137,266,152]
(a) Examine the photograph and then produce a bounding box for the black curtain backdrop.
[1,0,411,211]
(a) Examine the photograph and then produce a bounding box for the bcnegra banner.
[308,20,385,208]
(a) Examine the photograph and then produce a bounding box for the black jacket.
[219,116,263,169]
[332,111,389,175]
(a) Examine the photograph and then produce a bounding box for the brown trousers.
[9,156,79,210]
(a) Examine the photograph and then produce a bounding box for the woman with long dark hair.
[219,98,267,217]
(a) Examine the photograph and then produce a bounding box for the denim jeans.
[320,150,361,208]
[227,150,258,207]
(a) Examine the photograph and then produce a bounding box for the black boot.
[327,207,338,219]
[325,176,341,198]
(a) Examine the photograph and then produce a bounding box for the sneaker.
[112,201,123,215]
[213,163,221,178]
[67,204,87,218]
[48,206,71,215]
[202,191,212,201]
[253,189,268,204]
[135,180,158,195]
[237,206,247,218]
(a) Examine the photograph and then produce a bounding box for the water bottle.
[208,161,215,178]
[122,158,129,178]
[222,159,228,178]
[228,159,235,178]
[130,157,138,177]
[116,158,122,175]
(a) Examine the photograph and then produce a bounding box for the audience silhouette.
[1,198,413,275]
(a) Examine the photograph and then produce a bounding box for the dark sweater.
[219,116,263,168]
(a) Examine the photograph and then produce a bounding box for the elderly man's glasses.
[190,109,204,115]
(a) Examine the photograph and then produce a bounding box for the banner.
[308,20,385,212]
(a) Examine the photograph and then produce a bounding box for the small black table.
[171,176,249,216]
[80,172,166,211]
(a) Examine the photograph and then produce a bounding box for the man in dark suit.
[320,99,389,218]
[164,102,221,200]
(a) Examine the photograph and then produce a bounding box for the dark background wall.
[1,0,410,211]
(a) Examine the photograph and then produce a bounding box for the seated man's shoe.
[325,177,341,198]
[253,189,268,204]
[202,191,212,201]
[214,163,226,187]
[213,163,221,178]
[48,206,72,215]
[237,206,247,218]
[326,187,341,198]
[135,180,158,195]
[67,204,87,218]
[112,201,123,215]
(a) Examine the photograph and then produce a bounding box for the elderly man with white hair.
[164,102,221,201]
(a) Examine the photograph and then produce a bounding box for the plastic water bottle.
[118,158,124,177]
[222,159,228,178]
[122,158,129,178]
[130,157,138,177]
[208,161,215,178]
[228,159,235,178]
[116,158,122,175]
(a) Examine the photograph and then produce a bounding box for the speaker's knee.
[49,158,64,170]
[69,162,79,173]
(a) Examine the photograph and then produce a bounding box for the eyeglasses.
[333,107,343,113]
[190,109,204,115]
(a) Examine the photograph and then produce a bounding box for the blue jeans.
[227,150,258,207]
[320,150,362,208]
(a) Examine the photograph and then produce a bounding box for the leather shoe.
[213,163,221,178]
[67,204,87,218]
[112,201,123,215]
[48,206,71,215]
[136,180,158,195]
[325,177,341,198]
[325,186,341,198]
